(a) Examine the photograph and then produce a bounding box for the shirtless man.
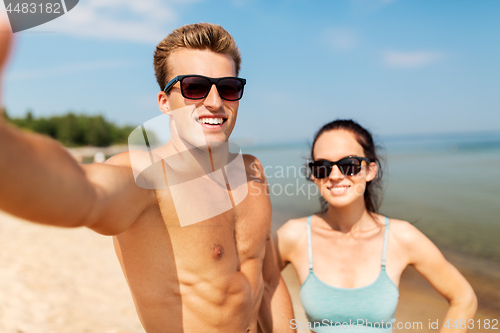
[0,22,294,332]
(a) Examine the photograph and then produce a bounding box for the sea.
[242,131,500,262]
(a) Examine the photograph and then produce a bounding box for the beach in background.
[0,131,499,332]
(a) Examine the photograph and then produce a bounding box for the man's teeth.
[198,118,224,125]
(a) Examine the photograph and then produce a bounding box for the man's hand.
[0,16,13,109]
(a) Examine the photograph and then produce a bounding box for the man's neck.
[154,135,232,175]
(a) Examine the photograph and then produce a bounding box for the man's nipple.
[212,244,223,259]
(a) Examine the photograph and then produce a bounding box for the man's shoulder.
[241,154,266,182]
[241,153,263,169]
[241,153,260,163]
[106,150,153,168]
[106,151,132,167]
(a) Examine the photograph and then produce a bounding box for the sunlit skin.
[158,49,239,146]
[107,49,293,332]
[311,130,377,216]
[0,19,12,101]
[277,129,477,333]
[0,25,294,333]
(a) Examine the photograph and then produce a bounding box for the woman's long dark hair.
[309,119,384,214]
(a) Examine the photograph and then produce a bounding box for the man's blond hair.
[154,23,241,91]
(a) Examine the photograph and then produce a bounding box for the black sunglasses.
[163,75,246,101]
[309,156,371,179]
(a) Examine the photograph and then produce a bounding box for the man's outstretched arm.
[0,22,154,235]
[0,121,155,235]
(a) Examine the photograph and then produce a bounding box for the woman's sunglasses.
[163,75,246,101]
[309,156,371,179]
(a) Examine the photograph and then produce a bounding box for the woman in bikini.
[276,119,477,332]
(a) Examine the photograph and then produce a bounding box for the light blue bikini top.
[299,216,399,333]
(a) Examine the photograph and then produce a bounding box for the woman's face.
[312,129,377,210]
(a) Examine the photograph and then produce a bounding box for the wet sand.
[1,210,498,332]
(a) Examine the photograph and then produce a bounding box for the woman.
[276,120,477,332]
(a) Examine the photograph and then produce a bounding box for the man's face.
[158,49,239,144]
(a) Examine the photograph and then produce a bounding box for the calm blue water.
[242,131,500,261]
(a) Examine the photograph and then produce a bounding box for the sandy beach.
[0,210,498,333]
[0,211,143,333]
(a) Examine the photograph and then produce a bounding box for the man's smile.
[196,115,228,128]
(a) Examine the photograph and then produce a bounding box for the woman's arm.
[399,222,477,333]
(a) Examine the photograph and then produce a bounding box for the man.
[0,22,294,332]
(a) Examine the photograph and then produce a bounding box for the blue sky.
[2,0,499,144]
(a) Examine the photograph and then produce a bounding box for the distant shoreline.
[65,145,128,163]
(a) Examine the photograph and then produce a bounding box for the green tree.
[5,110,137,147]
[85,115,113,147]
[1,108,9,121]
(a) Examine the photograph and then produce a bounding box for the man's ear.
[366,162,378,182]
[158,91,171,115]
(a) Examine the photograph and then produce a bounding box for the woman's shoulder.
[275,217,311,267]
[278,216,309,240]
[385,216,431,248]
[276,216,310,254]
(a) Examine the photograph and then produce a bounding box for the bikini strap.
[381,216,390,269]
[307,215,313,271]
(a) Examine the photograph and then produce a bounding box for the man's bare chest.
[132,190,271,266]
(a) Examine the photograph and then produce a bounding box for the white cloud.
[382,51,445,68]
[6,59,134,81]
[322,28,359,52]
[38,0,184,43]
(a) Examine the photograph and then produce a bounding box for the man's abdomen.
[113,212,264,332]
